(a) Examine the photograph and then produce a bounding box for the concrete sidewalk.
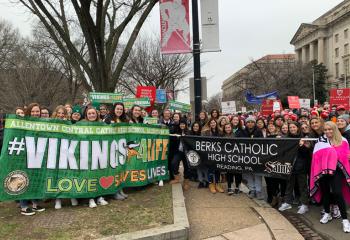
[184,181,303,240]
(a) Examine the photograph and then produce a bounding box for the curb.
[252,199,304,240]
[99,183,189,240]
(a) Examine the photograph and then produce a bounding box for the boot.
[271,196,279,208]
[209,183,217,193]
[170,175,180,184]
[215,183,224,193]
[183,179,190,191]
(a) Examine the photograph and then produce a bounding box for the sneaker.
[32,205,45,212]
[89,199,97,208]
[320,213,332,224]
[21,208,36,216]
[158,180,164,187]
[342,219,350,233]
[114,192,126,200]
[321,208,326,216]
[71,198,78,206]
[297,204,309,214]
[332,205,341,219]
[55,199,62,210]
[248,191,256,199]
[256,192,264,200]
[279,203,292,212]
[227,188,234,195]
[120,189,128,198]
[97,197,108,206]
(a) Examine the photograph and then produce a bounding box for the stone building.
[291,0,350,88]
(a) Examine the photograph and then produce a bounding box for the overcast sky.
[0,0,345,103]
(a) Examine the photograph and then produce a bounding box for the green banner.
[88,92,123,103]
[0,115,169,201]
[169,100,191,112]
[123,97,151,109]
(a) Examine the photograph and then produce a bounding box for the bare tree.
[206,92,222,112]
[17,0,159,92]
[232,56,313,107]
[0,20,20,69]
[119,36,191,96]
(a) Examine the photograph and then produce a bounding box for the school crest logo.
[337,89,344,96]
[186,150,200,167]
[4,171,29,195]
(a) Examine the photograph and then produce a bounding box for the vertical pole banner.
[201,0,220,52]
[160,0,192,54]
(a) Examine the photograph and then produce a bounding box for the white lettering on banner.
[26,138,128,170]
[26,137,47,169]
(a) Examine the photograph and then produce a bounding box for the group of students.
[164,106,350,233]
[2,101,350,233]
[7,102,148,216]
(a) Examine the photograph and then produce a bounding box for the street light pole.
[192,0,202,117]
[312,66,316,104]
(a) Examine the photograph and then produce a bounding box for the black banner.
[183,136,300,179]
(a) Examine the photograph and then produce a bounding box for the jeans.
[197,167,209,183]
[243,173,262,192]
[20,200,38,209]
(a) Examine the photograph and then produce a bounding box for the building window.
[345,29,349,39]
[335,63,340,78]
[345,59,350,76]
[335,34,339,43]
[345,44,349,55]
[335,47,339,57]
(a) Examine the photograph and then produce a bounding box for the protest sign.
[221,101,236,115]
[288,96,301,109]
[299,98,311,109]
[144,117,159,125]
[156,89,167,104]
[169,100,191,112]
[329,88,350,110]
[88,92,123,104]
[136,86,157,105]
[0,115,169,201]
[123,98,151,109]
[261,99,282,116]
[183,136,299,179]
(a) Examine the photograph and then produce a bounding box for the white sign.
[273,101,281,112]
[201,0,220,52]
[241,107,247,113]
[299,98,311,109]
[221,101,236,114]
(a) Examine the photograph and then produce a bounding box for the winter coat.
[236,126,263,138]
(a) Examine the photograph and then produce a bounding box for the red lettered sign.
[288,96,301,109]
[330,88,350,110]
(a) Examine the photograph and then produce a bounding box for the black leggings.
[319,168,348,219]
[227,173,242,189]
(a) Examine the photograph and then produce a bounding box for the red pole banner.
[160,0,191,54]
[329,88,350,110]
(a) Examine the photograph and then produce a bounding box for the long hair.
[25,103,40,117]
[190,121,202,135]
[84,106,100,122]
[324,121,343,146]
[129,105,143,123]
[52,105,68,119]
[111,102,128,123]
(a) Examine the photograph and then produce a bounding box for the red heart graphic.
[99,176,114,189]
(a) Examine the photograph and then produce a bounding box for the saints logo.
[186,150,200,167]
[4,171,29,195]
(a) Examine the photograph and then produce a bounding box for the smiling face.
[30,106,41,118]
[310,119,321,131]
[132,106,142,119]
[231,117,239,126]
[224,124,232,134]
[192,123,200,132]
[324,124,334,139]
[15,109,25,117]
[41,109,49,118]
[55,108,66,120]
[71,112,81,121]
[86,109,98,122]
[289,124,298,135]
[336,118,347,130]
[114,104,124,118]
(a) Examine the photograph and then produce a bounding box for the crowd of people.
[0,101,350,233]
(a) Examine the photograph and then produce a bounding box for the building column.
[318,38,324,64]
[301,46,307,63]
[309,42,315,62]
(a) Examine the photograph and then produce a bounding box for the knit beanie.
[245,116,256,123]
[338,114,349,124]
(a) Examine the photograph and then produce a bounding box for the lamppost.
[312,66,316,104]
[192,0,202,117]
